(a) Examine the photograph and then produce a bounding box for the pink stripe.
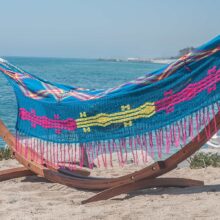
[134,137,139,165]
[156,66,220,113]
[212,104,217,133]
[129,137,136,164]
[108,141,113,167]
[137,135,145,163]
[19,108,77,133]
[149,132,154,158]
[114,140,122,166]
[165,127,170,153]
[95,142,101,168]
[142,134,148,162]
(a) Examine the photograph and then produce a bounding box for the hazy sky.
[1,0,219,58]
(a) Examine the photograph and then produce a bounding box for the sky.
[0,0,220,59]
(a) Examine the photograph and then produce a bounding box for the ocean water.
[0,57,164,148]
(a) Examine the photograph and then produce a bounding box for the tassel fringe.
[15,102,220,169]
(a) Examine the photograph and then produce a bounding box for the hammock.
[1,36,220,169]
[1,36,220,203]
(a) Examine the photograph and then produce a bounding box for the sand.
[0,159,220,220]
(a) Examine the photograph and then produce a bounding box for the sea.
[0,57,164,148]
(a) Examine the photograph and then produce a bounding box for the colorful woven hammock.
[1,36,220,168]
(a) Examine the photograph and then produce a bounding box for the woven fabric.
[1,36,220,168]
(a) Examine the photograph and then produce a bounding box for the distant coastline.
[97,57,176,64]
[97,46,194,65]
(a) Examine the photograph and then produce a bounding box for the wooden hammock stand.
[0,110,219,204]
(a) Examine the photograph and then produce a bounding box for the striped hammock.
[1,36,220,169]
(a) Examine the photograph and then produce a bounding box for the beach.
[0,1,219,219]
[0,159,220,220]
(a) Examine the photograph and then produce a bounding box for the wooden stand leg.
[58,166,91,177]
[0,167,35,182]
[82,177,204,204]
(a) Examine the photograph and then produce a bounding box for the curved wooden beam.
[82,177,204,204]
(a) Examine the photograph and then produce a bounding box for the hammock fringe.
[15,102,219,169]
